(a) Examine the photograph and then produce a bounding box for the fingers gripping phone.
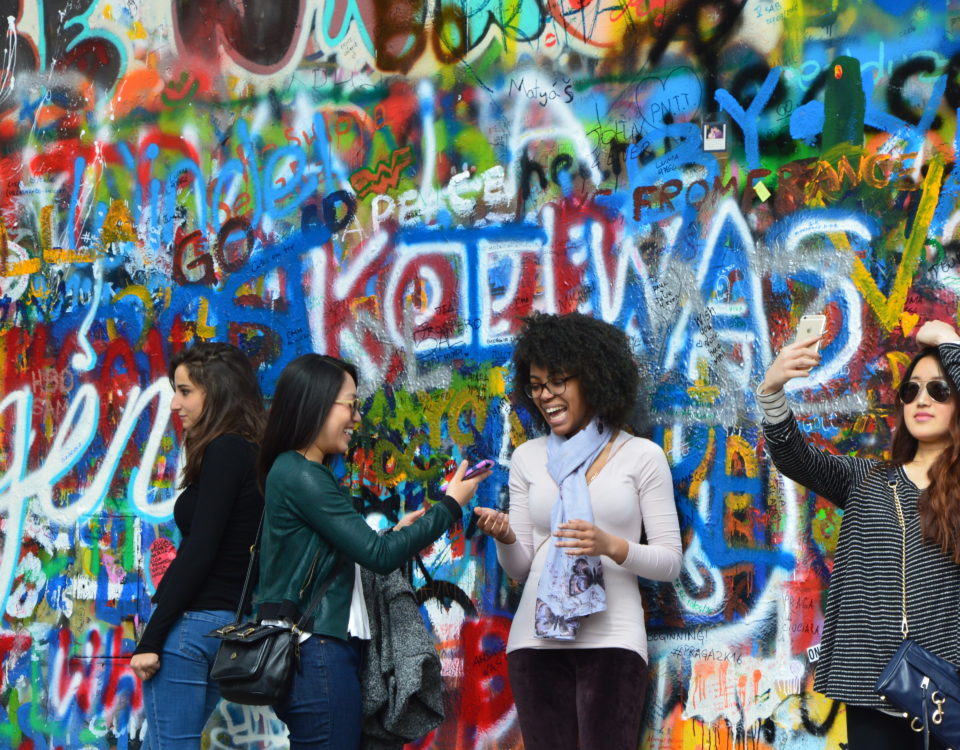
[463,459,495,480]
[440,459,494,492]
[796,314,827,351]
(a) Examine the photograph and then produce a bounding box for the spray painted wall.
[0,0,958,747]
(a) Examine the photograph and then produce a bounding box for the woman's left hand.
[131,652,160,681]
[555,520,628,564]
[393,508,426,531]
[474,507,516,544]
[916,320,960,347]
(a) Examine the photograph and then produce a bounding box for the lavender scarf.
[534,417,608,640]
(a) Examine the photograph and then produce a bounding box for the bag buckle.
[216,624,237,635]
[932,691,946,725]
[240,627,257,637]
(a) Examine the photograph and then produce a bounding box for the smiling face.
[171,364,206,431]
[902,355,956,447]
[528,363,592,438]
[302,373,361,462]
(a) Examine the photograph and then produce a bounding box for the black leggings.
[507,647,648,750]
[846,705,948,750]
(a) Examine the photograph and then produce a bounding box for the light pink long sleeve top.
[497,430,683,660]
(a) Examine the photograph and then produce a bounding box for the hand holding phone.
[463,459,495,480]
[761,313,827,392]
[440,459,494,492]
[795,314,827,351]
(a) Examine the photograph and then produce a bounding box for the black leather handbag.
[209,621,303,705]
[874,467,960,750]
[207,514,345,706]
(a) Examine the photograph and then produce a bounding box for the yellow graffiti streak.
[836,158,944,331]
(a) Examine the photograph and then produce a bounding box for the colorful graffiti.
[0,0,958,747]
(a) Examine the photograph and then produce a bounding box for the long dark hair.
[512,312,640,432]
[170,342,265,487]
[257,354,359,490]
[890,346,960,563]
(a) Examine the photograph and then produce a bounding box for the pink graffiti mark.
[99,552,127,586]
[148,538,177,588]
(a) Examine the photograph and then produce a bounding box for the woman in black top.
[130,342,264,749]
[758,319,960,750]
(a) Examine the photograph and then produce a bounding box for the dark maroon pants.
[507,647,649,750]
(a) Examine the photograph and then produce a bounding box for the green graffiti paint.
[822,56,866,152]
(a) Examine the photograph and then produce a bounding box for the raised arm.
[758,334,868,507]
[289,464,477,574]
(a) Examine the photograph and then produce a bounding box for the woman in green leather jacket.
[254,353,488,749]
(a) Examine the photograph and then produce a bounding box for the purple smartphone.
[440,459,494,492]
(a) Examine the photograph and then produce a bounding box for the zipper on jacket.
[298,551,322,599]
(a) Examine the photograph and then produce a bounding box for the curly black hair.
[512,312,640,432]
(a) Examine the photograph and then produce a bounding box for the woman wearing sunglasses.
[253,354,489,749]
[758,319,960,750]
[474,312,683,750]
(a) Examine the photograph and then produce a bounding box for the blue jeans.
[142,609,233,750]
[274,635,363,749]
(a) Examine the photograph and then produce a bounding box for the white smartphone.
[796,314,827,351]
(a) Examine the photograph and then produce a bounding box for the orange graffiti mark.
[111,69,166,119]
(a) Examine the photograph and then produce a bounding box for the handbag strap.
[232,510,266,623]
[885,465,910,638]
[293,553,347,634]
[231,508,343,631]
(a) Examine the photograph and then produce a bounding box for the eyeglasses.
[334,398,362,415]
[524,375,575,399]
[898,379,953,404]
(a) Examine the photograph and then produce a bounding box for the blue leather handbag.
[876,638,960,749]
[874,468,960,750]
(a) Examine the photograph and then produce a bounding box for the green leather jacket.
[253,451,461,639]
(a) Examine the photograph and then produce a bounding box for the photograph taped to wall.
[702,122,727,152]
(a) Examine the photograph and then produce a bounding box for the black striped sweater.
[761,341,960,708]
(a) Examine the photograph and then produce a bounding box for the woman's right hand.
[131,652,160,681]
[443,460,491,507]
[916,320,960,347]
[473,507,516,544]
[761,335,823,393]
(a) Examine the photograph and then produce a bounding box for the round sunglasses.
[898,379,953,404]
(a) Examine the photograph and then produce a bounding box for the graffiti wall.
[0,0,958,747]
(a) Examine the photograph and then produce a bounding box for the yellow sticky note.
[755,181,771,202]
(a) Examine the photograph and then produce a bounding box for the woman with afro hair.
[474,312,682,750]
